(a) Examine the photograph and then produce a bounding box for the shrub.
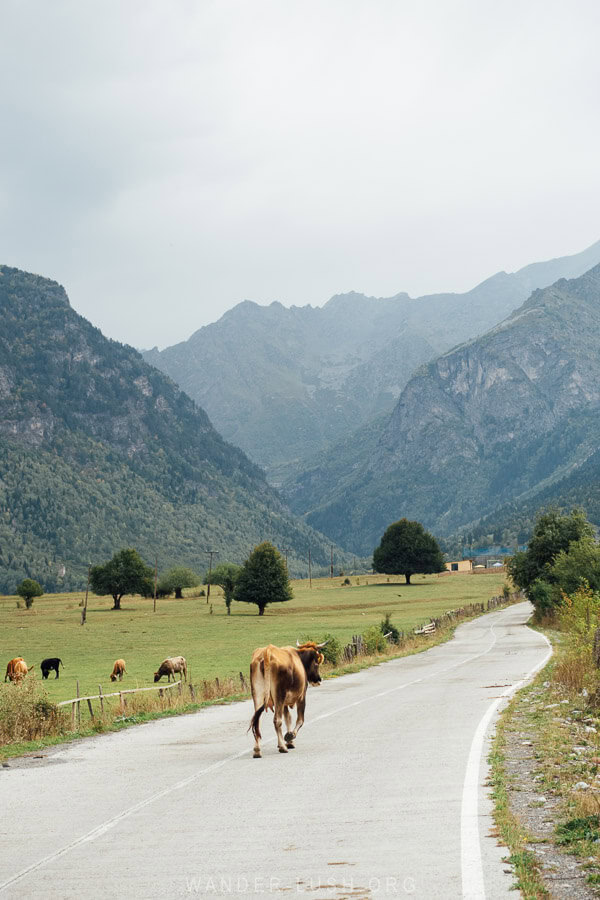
[380,612,400,644]
[363,625,387,655]
[343,577,351,585]
[0,679,67,744]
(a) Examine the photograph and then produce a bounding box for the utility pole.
[81,564,90,626]
[330,545,333,579]
[308,549,312,589]
[280,548,291,571]
[205,550,218,604]
[153,555,158,613]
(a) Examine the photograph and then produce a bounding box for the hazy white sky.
[1,0,599,348]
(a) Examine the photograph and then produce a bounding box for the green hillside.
[0,266,352,592]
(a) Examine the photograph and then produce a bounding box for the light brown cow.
[249,641,327,758]
[11,660,34,683]
[4,657,24,682]
[110,659,127,682]
[154,656,187,683]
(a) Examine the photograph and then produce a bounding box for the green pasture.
[1,572,508,704]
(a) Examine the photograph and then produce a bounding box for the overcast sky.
[1,1,599,349]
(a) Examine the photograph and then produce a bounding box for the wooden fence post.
[99,685,104,715]
[76,681,81,729]
[87,699,94,720]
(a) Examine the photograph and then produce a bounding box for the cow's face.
[153,672,160,683]
[306,650,324,686]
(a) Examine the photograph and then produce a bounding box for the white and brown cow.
[249,640,327,758]
[154,656,187,683]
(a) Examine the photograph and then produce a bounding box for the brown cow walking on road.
[249,640,327,758]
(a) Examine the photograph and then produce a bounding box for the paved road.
[1,602,550,899]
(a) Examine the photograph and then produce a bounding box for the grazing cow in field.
[40,658,64,679]
[110,659,127,682]
[154,656,187,683]
[249,640,327,758]
[11,660,34,683]
[4,658,24,682]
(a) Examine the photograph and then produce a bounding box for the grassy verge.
[490,623,600,896]
[489,686,550,899]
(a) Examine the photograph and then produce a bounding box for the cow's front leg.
[283,706,295,748]
[273,703,288,753]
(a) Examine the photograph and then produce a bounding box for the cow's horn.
[316,640,329,649]
[296,639,302,647]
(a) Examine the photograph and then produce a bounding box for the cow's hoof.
[253,751,261,758]
[286,742,295,749]
[284,731,295,743]
[278,746,288,753]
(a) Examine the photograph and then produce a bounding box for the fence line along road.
[57,679,187,730]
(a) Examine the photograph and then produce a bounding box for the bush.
[380,612,400,644]
[0,679,67,744]
[343,577,351,585]
[363,625,387,655]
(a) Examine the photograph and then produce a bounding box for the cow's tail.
[263,646,272,711]
[59,659,64,668]
[249,647,273,740]
[250,704,265,740]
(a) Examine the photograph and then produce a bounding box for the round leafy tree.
[233,542,292,615]
[16,578,44,609]
[90,548,154,610]
[206,562,242,614]
[373,519,445,584]
[158,566,201,599]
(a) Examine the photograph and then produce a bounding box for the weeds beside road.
[491,588,600,898]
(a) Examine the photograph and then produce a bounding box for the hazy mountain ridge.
[0,266,350,592]
[142,241,600,477]
[285,264,600,554]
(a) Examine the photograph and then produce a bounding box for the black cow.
[40,657,64,679]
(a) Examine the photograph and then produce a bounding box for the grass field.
[1,571,508,705]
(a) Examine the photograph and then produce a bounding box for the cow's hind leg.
[286,696,306,744]
[273,698,288,753]
[284,706,295,748]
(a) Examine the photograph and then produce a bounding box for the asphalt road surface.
[1,601,551,899]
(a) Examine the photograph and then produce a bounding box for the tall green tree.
[16,578,43,609]
[206,562,242,614]
[507,508,594,605]
[234,542,292,615]
[372,519,445,584]
[90,548,154,610]
[158,566,201,599]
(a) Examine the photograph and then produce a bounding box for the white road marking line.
[0,605,536,893]
[460,629,552,899]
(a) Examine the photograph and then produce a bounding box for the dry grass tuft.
[0,678,69,744]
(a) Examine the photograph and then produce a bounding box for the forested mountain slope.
[285,264,600,554]
[0,267,349,593]
[143,241,600,478]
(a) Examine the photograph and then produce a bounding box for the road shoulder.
[491,653,600,898]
